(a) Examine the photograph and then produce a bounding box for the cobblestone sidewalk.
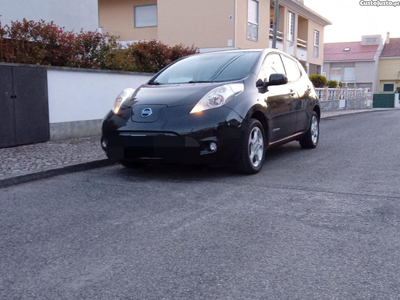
[0,136,106,179]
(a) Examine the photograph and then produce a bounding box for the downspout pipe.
[272,0,280,49]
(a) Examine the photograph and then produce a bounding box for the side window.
[281,56,301,82]
[258,54,286,82]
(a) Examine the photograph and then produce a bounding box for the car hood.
[122,83,226,108]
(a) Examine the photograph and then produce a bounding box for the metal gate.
[373,94,395,108]
[0,65,49,148]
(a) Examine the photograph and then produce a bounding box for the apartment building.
[98,0,331,74]
[323,35,383,93]
[378,33,400,93]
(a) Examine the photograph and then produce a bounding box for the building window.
[313,30,319,58]
[288,12,295,42]
[247,0,259,41]
[330,68,342,82]
[134,5,157,28]
[343,67,355,82]
[383,83,395,92]
[366,38,377,44]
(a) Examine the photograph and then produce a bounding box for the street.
[1,110,400,299]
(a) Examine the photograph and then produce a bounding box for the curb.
[0,159,115,189]
[321,108,396,119]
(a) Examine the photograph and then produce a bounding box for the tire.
[299,111,319,149]
[237,119,266,174]
[120,160,147,169]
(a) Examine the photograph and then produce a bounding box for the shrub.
[309,74,327,88]
[339,81,344,88]
[0,18,198,72]
[326,80,338,88]
[0,18,110,68]
[396,87,400,93]
[126,40,197,73]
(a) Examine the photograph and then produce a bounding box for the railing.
[269,28,284,41]
[297,38,307,48]
[315,87,367,101]
[98,27,120,37]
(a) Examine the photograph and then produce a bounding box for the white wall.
[47,69,153,123]
[0,0,99,32]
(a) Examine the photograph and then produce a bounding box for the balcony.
[296,15,308,61]
[268,29,284,51]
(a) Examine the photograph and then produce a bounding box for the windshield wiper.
[148,81,161,85]
[188,80,213,83]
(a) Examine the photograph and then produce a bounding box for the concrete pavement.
[1,110,400,299]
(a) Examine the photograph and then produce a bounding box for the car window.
[151,52,261,84]
[258,54,286,82]
[281,56,301,82]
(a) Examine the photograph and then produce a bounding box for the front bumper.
[101,105,245,165]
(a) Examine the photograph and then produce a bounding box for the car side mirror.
[267,73,288,87]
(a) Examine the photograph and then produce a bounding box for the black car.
[101,49,320,174]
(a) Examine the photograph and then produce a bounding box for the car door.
[280,56,309,133]
[262,53,296,142]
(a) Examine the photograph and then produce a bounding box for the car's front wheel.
[299,111,319,149]
[237,119,266,174]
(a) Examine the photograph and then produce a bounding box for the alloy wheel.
[311,116,319,145]
[248,127,264,167]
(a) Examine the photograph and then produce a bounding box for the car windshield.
[150,52,261,84]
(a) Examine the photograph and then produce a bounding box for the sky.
[304,0,400,43]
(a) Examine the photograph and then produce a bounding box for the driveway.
[1,110,400,299]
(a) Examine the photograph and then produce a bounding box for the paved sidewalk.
[0,108,394,187]
[0,136,107,182]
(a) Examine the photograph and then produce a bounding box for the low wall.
[320,98,372,112]
[47,67,153,140]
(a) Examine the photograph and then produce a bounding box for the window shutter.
[135,5,158,28]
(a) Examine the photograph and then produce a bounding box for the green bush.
[309,74,327,88]
[326,80,338,88]
[396,87,400,93]
[339,81,343,88]
[0,18,198,72]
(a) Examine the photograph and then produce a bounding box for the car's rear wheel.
[237,119,266,174]
[120,160,147,169]
[299,111,319,149]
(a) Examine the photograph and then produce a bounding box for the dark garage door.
[373,94,395,108]
[0,65,49,148]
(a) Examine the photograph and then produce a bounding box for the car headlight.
[190,83,244,114]
[113,88,135,114]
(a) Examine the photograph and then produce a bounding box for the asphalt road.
[1,110,400,299]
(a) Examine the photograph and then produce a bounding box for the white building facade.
[0,0,99,32]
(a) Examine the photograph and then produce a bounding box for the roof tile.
[324,42,378,62]
[380,38,400,57]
